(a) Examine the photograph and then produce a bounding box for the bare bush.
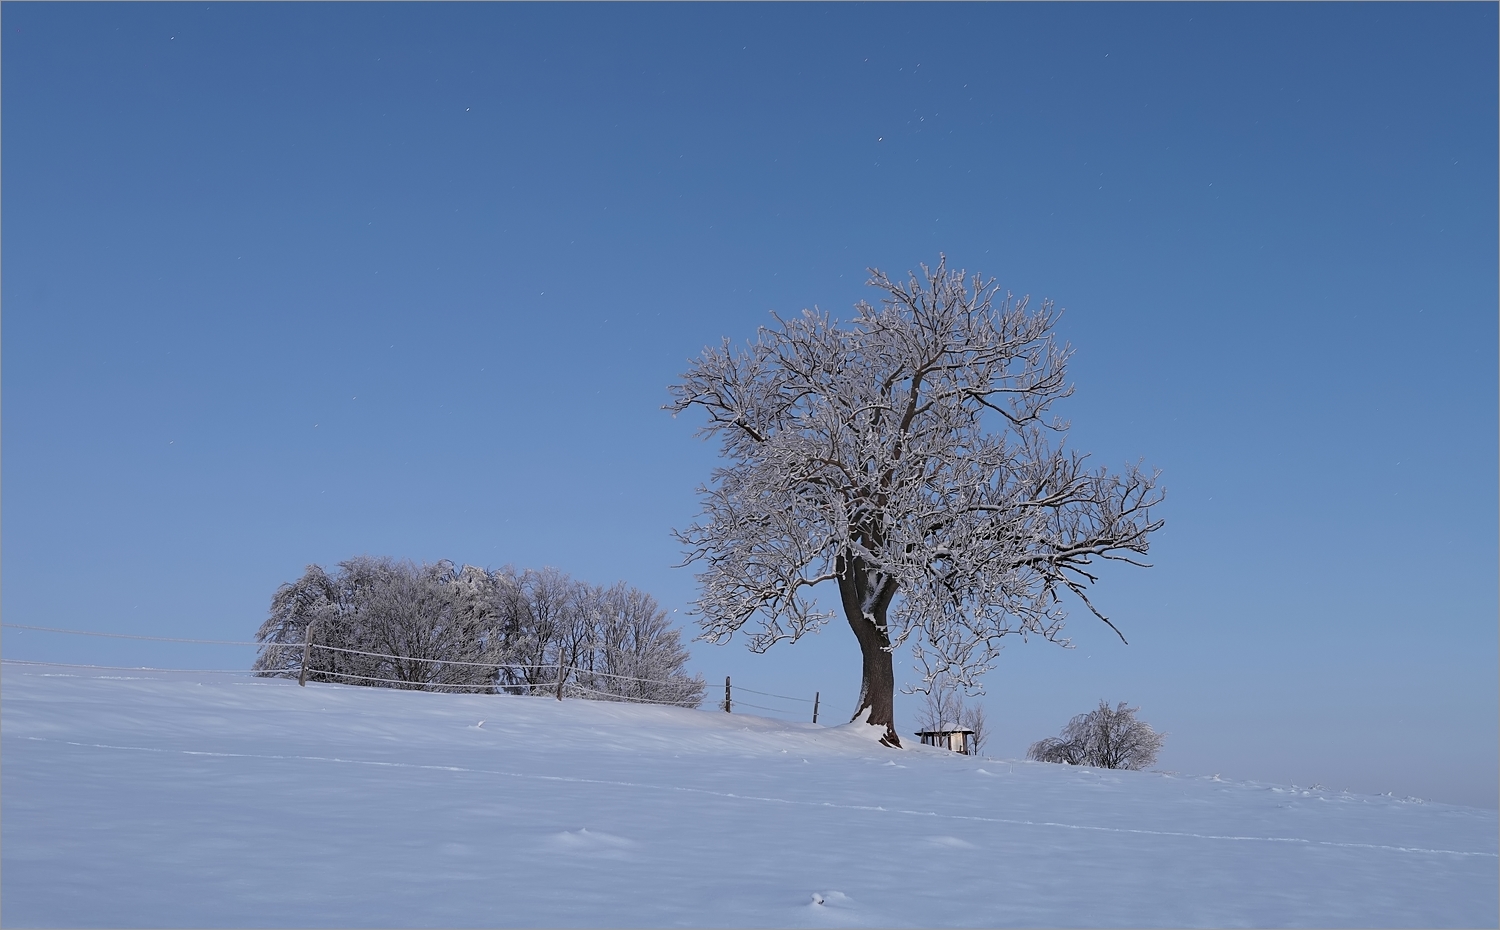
[1027,700,1165,769]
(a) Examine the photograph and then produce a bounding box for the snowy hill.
[3,665,1495,928]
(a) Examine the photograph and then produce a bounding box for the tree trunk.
[838,570,901,748]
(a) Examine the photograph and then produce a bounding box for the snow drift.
[3,665,1495,927]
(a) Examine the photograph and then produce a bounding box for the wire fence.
[727,698,800,714]
[563,681,704,708]
[2,623,826,722]
[732,684,814,703]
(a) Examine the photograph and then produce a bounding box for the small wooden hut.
[915,728,975,755]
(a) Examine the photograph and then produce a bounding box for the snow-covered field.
[3,665,1495,928]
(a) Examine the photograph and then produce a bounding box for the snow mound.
[547,828,637,859]
[3,667,1495,927]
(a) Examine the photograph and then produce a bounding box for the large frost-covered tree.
[667,258,1163,746]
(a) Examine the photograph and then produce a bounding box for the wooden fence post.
[724,676,732,713]
[298,621,316,687]
[812,691,820,724]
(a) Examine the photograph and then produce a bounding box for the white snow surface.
[3,666,1496,928]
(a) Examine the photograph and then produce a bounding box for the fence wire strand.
[562,681,703,707]
[726,699,806,716]
[295,642,708,686]
[297,668,508,690]
[730,685,814,703]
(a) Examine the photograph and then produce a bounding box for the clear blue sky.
[4,3,1495,807]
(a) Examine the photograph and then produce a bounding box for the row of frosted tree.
[253,556,706,707]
